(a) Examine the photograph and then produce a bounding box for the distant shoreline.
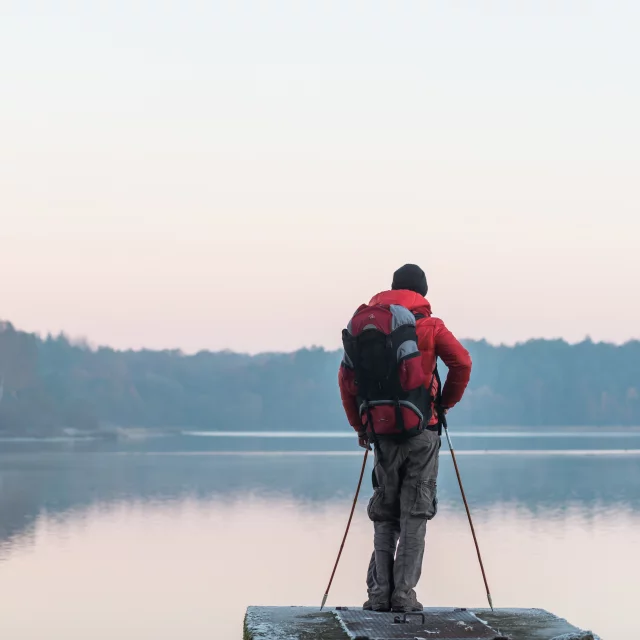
[183,428,640,438]
[3,425,640,444]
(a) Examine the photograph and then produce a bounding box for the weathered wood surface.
[244,606,600,640]
[244,607,345,640]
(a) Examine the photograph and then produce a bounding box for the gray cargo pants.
[366,429,440,608]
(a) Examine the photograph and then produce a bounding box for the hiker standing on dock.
[338,264,472,613]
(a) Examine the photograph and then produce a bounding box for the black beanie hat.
[392,264,428,296]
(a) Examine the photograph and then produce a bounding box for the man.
[338,264,472,613]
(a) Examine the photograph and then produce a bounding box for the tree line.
[1,320,639,435]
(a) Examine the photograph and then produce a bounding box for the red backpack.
[341,303,434,438]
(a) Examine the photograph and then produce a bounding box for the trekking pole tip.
[487,592,494,611]
[320,594,328,611]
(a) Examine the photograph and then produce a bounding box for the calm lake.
[1,428,639,639]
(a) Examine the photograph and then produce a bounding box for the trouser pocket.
[367,487,386,522]
[410,478,438,520]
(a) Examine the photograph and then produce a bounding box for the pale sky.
[1,1,639,353]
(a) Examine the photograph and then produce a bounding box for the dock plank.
[244,606,599,640]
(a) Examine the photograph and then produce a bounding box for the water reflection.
[0,450,639,639]
[2,452,640,547]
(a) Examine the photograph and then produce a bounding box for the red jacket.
[338,289,472,431]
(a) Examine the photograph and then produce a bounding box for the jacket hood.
[369,289,432,317]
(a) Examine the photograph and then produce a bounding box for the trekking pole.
[320,447,369,611]
[442,412,494,611]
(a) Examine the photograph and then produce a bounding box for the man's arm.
[434,320,472,409]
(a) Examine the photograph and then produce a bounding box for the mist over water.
[0,431,638,639]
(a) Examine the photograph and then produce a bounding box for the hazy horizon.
[3,316,639,357]
[2,1,639,353]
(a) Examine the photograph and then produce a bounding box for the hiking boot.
[363,599,391,612]
[391,592,423,613]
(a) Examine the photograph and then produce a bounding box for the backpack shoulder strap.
[432,362,444,435]
[433,362,443,403]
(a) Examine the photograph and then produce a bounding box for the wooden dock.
[244,606,600,639]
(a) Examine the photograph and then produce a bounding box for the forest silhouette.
[1,320,639,435]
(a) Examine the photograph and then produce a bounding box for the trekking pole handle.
[437,404,448,435]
